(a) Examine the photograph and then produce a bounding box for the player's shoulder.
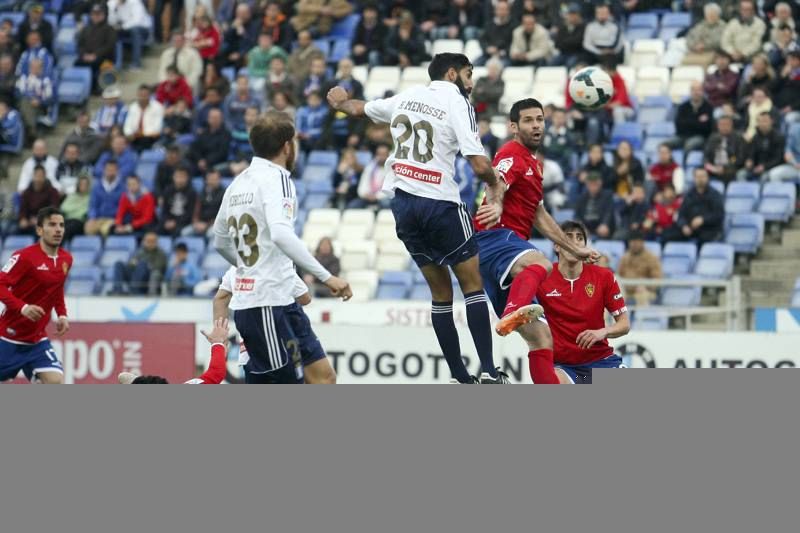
[586,263,616,282]
[493,141,528,171]
[58,247,73,262]
[15,244,39,260]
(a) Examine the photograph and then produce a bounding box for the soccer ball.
[568,66,614,110]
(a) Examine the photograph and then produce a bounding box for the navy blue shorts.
[390,189,478,268]
[285,303,326,367]
[234,306,303,384]
[556,355,625,384]
[0,338,63,382]
[475,229,543,317]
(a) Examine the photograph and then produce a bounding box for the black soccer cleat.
[479,368,511,384]
[449,375,481,383]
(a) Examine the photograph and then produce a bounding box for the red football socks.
[529,349,559,384]
[502,264,548,317]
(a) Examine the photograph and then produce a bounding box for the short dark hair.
[105,158,118,166]
[36,207,63,227]
[131,375,169,384]
[559,220,588,244]
[126,174,140,181]
[249,110,295,159]
[175,242,189,253]
[137,83,151,93]
[427,53,472,81]
[509,98,544,123]
[33,164,45,174]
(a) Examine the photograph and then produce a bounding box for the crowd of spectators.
[1,0,800,299]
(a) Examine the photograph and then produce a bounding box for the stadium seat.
[628,13,659,31]
[529,239,555,262]
[329,38,352,63]
[329,13,360,39]
[338,209,375,241]
[399,66,430,92]
[432,39,464,55]
[489,117,508,139]
[694,243,735,279]
[410,282,431,300]
[307,150,338,167]
[99,249,131,268]
[373,209,398,244]
[685,150,704,167]
[661,284,702,307]
[637,106,669,125]
[69,235,101,252]
[157,236,173,254]
[662,12,691,29]
[105,235,137,253]
[464,39,483,62]
[594,240,625,271]
[351,65,368,85]
[658,27,682,42]
[669,66,705,102]
[302,164,335,183]
[67,280,98,296]
[69,265,102,283]
[375,240,410,272]
[340,241,377,271]
[633,308,669,330]
[644,241,662,259]
[725,213,765,254]
[344,270,379,301]
[535,66,568,85]
[616,65,637,95]
[0,13,24,30]
[57,66,92,106]
[376,271,412,300]
[3,235,35,250]
[610,123,643,150]
[175,236,205,255]
[365,66,401,100]
[502,67,535,84]
[629,39,665,68]
[645,122,676,138]
[307,208,341,226]
[201,252,230,271]
[303,193,330,210]
[553,209,575,224]
[70,249,99,268]
[758,182,796,222]
[725,182,760,214]
[634,66,669,100]
[627,27,657,40]
[500,80,534,112]
[662,242,698,277]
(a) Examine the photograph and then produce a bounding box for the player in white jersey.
[213,111,351,383]
[214,267,336,384]
[327,53,510,384]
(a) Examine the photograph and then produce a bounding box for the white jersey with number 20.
[364,80,486,204]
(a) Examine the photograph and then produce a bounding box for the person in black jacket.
[579,144,615,192]
[153,144,184,199]
[75,5,118,94]
[666,168,725,246]
[352,4,385,67]
[614,183,650,241]
[437,0,481,41]
[703,115,748,184]
[674,81,714,153]
[773,51,800,122]
[383,10,428,67]
[550,4,586,68]
[478,0,515,65]
[575,173,616,239]
[187,109,232,176]
[17,4,54,54]
[745,112,786,181]
[158,166,197,237]
[220,3,260,69]
[183,169,225,237]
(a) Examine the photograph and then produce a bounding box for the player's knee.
[518,322,552,350]
[305,360,337,384]
[36,372,63,384]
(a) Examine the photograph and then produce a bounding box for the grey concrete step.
[749,259,800,280]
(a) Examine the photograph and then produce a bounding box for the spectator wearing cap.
[17,138,59,193]
[352,3,385,67]
[187,108,231,176]
[15,57,54,145]
[85,158,126,236]
[745,112,785,180]
[57,142,89,195]
[113,174,156,235]
[666,168,725,247]
[478,0,514,66]
[16,29,54,77]
[158,32,204,91]
[220,3,260,69]
[721,0,767,64]
[551,3,586,68]
[166,242,201,296]
[703,51,740,109]
[246,32,288,80]
[156,66,194,111]
[509,12,555,67]
[17,3,53,53]
[157,166,197,236]
[107,0,152,70]
[683,2,725,68]
[291,0,353,37]
[384,10,429,68]
[618,231,662,307]
[287,30,325,82]
[123,84,165,152]
[575,172,616,239]
[704,115,748,184]
[93,135,138,181]
[92,85,128,134]
[76,4,118,93]
[674,81,713,153]
[296,90,328,154]
[582,3,624,65]
[17,164,61,236]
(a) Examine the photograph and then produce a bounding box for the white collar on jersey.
[250,156,290,174]
[428,80,462,94]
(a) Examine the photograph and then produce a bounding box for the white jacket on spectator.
[107,0,152,31]
[123,98,165,138]
[509,23,555,63]
[158,46,204,89]
[357,159,389,201]
[721,16,767,60]
[18,155,60,193]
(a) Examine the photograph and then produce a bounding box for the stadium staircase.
[744,215,800,310]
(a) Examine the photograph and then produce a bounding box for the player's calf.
[304,358,337,384]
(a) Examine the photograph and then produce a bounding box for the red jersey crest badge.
[585,283,595,298]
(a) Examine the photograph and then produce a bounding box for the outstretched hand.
[202,317,230,347]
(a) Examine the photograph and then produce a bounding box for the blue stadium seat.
[637,106,669,125]
[69,265,102,283]
[661,12,691,29]
[60,13,76,28]
[709,180,725,195]
[644,240,662,260]
[662,242,698,277]
[645,122,676,138]
[725,182,759,214]
[594,240,625,271]
[104,235,137,253]
[70,249,99,267]
[303,193,330,209]
[3,235,35,250]
[661,285,702,307]
[628,13,659,30]
[641,95,673,109]
[658,27,682,41]
[135,160,158,190]
[310,39,331,57]
[57,67,92,106]
[70,235,102,252]
[0,13,24,30]
[203,267,228,281]
[377,271,412,299]
[685,150,704,167]
[694,243,735,279]
[0,110,23,155]
[329,38,352,63]
[139,148,165,163]
[529,239,555,261]
[307,150,339,167]
[758,182,796,222]
[632,308,669,330]
[66,280,98,296]
[330,14,361,39]
[157,236,173,254]
[201,252,230,270]
[302,164,335,183]
[176,133,195,145]
[295,208,308,235]
[626,27,657,40]
[410,283,431,300]
[725,213,765,254]
[610,123,643,150]
[175,236,206,255]
[553,208,575,224]
[791,290,800,307]
[99,249,131,268]
[356,150,372,167]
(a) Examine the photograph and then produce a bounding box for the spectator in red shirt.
[643,182,682,242]
[113,174,156,236]
[156,66,194,112]
[648,143,685,194]
[190,14,221,62]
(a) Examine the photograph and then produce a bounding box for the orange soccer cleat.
[495,304,544,336]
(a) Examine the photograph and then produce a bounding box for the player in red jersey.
[0,207,72,384]
[473,98,600,383]
[535,221,630,384]
[118,318,230,384]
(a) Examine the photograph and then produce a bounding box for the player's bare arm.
[534,204,601,263]
[576,312,630,350]
[327,86,366,117]
[213,288,232,321]
[471,157,505,228]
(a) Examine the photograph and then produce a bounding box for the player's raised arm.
[534,203,601,264]
[213,187,240,266]
[327,86,367,117]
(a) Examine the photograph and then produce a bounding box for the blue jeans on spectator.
[120,27,149,68]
